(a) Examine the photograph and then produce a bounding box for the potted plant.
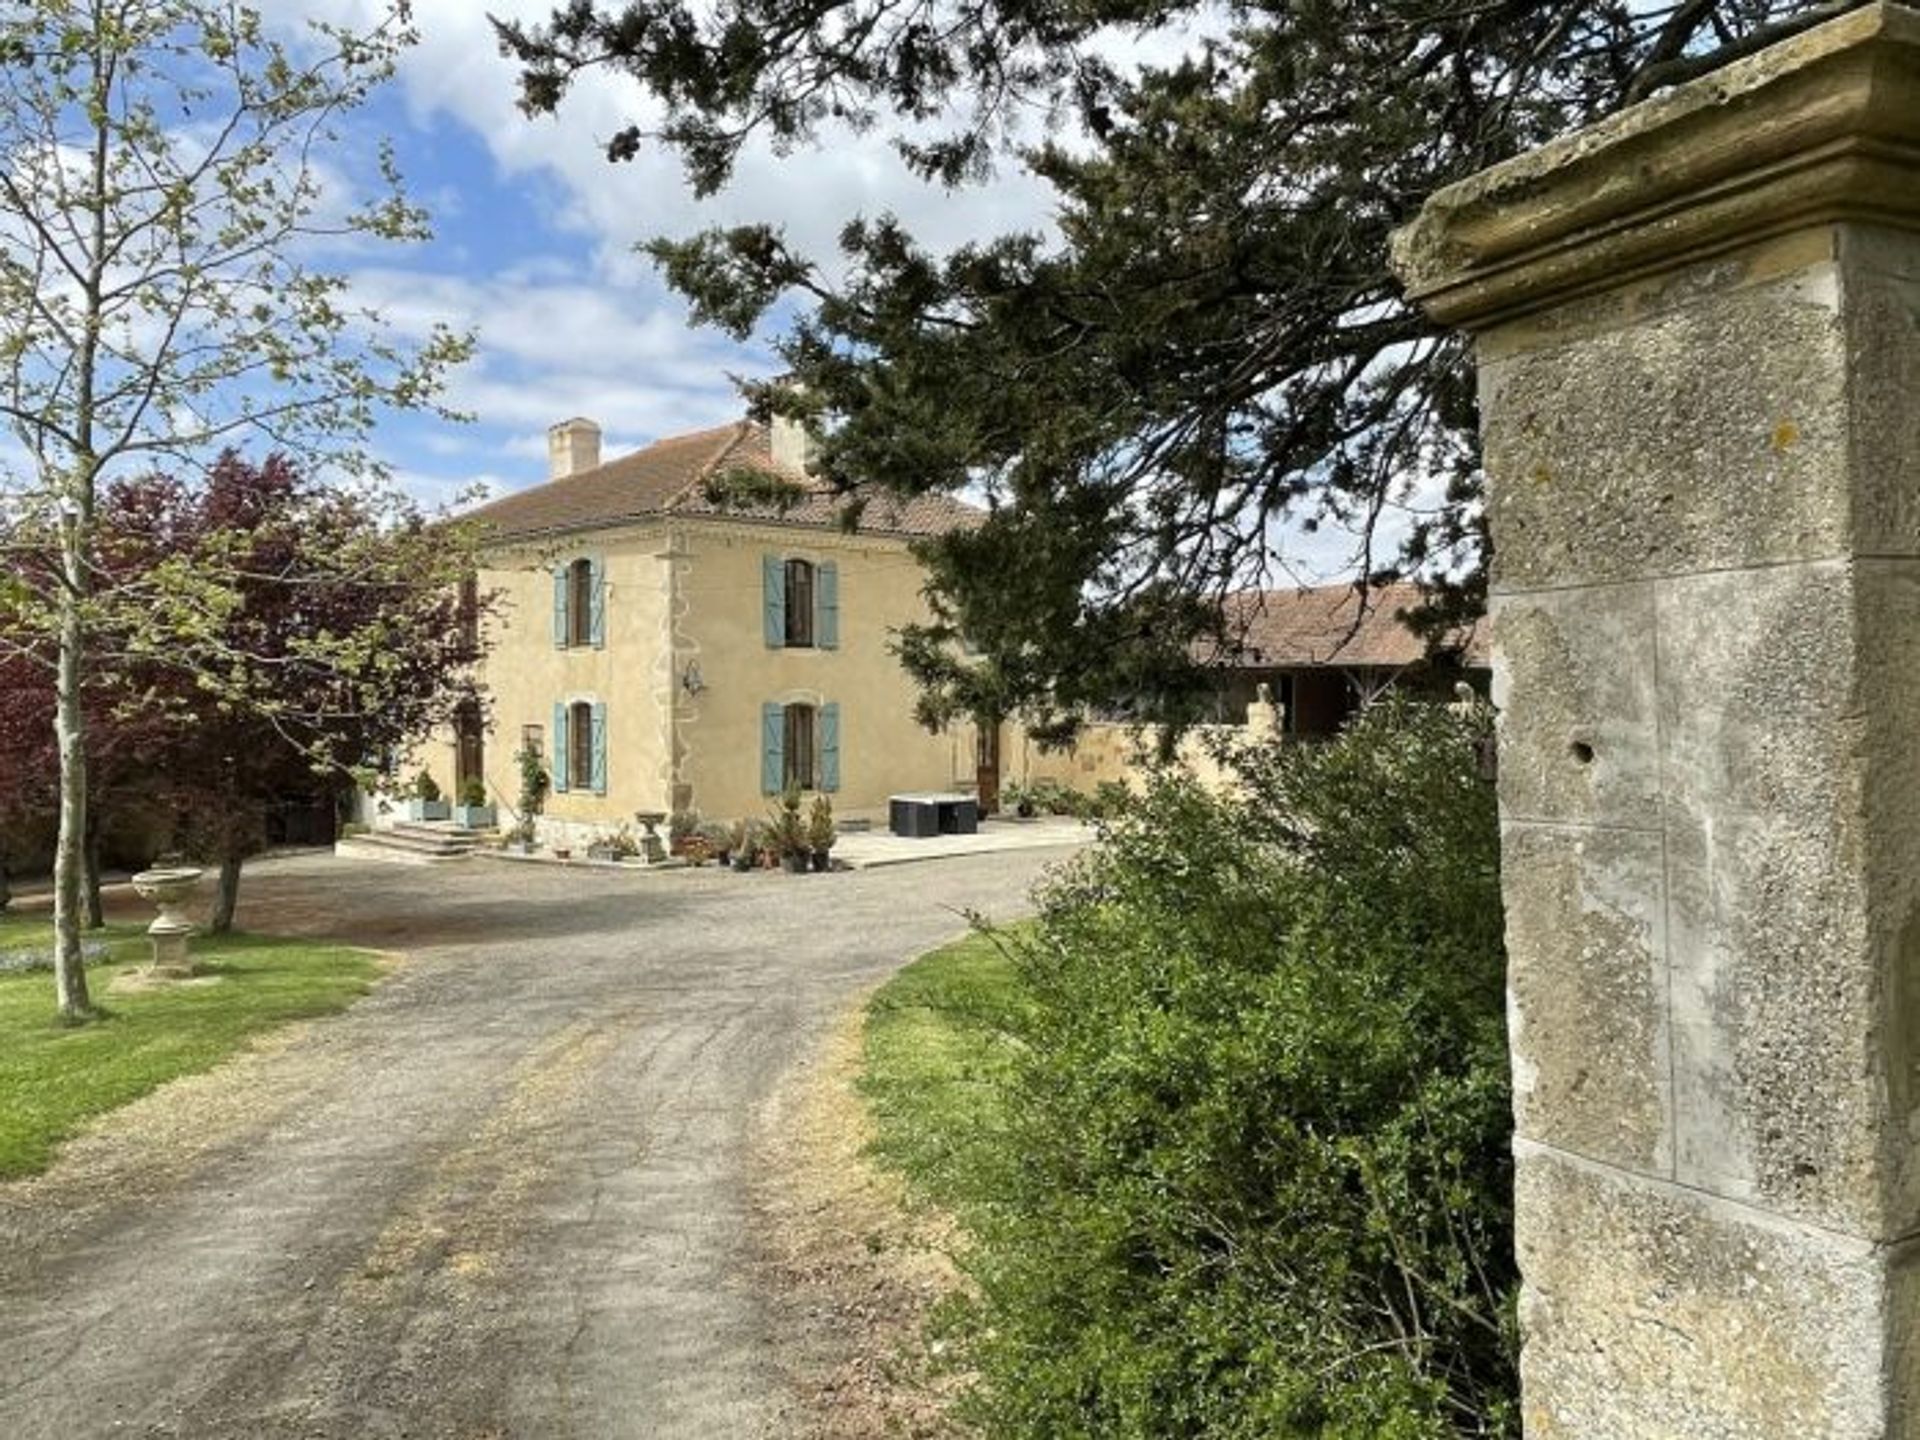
[768,784,810,873]
[698,820,733,866]
[730,820,757,872]
[453,776,496,829]
[407,770,451,822]
[806,794,836,872]
[506,746,550,853]
[587,824,641,863]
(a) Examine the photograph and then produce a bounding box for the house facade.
[425,414,984,845]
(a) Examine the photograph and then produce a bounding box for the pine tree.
[498,2,1859,727]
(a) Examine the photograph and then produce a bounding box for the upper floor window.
[762,554,838,650]
[785,559,815,648]
[567,559,594,647]
[552,555,605,650]
[458,575,479,651]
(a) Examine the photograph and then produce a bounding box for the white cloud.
[275,1,1054,500]
[303,0,1063,273]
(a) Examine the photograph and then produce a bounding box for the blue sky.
[298,0,1062,513]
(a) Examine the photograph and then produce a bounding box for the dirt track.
[0,848,1066,1439]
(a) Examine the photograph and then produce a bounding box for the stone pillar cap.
[1392,3,1920,329]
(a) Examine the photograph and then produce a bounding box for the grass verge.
[860,928,1029,1226]
[0,913,385,1180]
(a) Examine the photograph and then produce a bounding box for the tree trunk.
[52,562,92,1020]
[49,25,108,1023]
[0,857,11,915]
[210,850,243,935]
[82,807,104,930]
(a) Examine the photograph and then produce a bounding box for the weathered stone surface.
[1856,561,1920,1233]
[1845,227,1920,555]
[1514,1145,1905,1440]
[1491,585,1660,825]
[1654,562,1920,1234]
[1480,262,1848,592]
[1394,7,1920,1434]
[1502,824,1669,1173]
[1391,5,1920,328]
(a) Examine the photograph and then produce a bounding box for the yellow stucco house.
[428,413,986,846]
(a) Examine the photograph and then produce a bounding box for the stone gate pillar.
[1393,6,1920,1436]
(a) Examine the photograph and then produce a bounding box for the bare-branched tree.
[0,1,470,1020]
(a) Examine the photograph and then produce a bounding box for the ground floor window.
[569,701,594,791]
[784,703,816,790]
[763,700,840,795]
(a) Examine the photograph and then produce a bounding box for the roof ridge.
[660,419,754,513]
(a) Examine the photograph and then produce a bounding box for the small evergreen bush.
[949,699,1516,1437]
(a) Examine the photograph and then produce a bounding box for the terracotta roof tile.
[1212,582,1488,669]
[462,420,981,542]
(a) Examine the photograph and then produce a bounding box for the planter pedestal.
[131,867,205,978]
[633,812,669,865]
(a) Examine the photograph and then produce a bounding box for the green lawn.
[0,913,385,1180]
[860,928,1032,1221]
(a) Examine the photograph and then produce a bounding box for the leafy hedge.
[945,699,1516,1437]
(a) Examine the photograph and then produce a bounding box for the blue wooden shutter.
[589,556,607,649]
[552,701,570,792]
[552,566,569,649]
[762,556,786,648]
[762,703,785,795]
[590,701,608,794]
[817,562,839,650]
[820,702,841,792]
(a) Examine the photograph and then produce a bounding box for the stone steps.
[334,821,491,866]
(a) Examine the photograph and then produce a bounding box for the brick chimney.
[547,417,602,480]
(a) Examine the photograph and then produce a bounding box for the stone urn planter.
[632,811,669,866]
[131,867,204,977]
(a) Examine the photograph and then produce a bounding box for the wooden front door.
[455,702,484,796]
[975,721,1003,815]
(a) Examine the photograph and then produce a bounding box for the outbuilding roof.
[461,419,982,542]
[1212,582,1489,669]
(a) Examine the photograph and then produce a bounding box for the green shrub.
[767,783,808,858]
[807,794,836,852]
[947,699,1516,1438]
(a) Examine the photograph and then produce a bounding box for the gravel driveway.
[0,847,1072,1439]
